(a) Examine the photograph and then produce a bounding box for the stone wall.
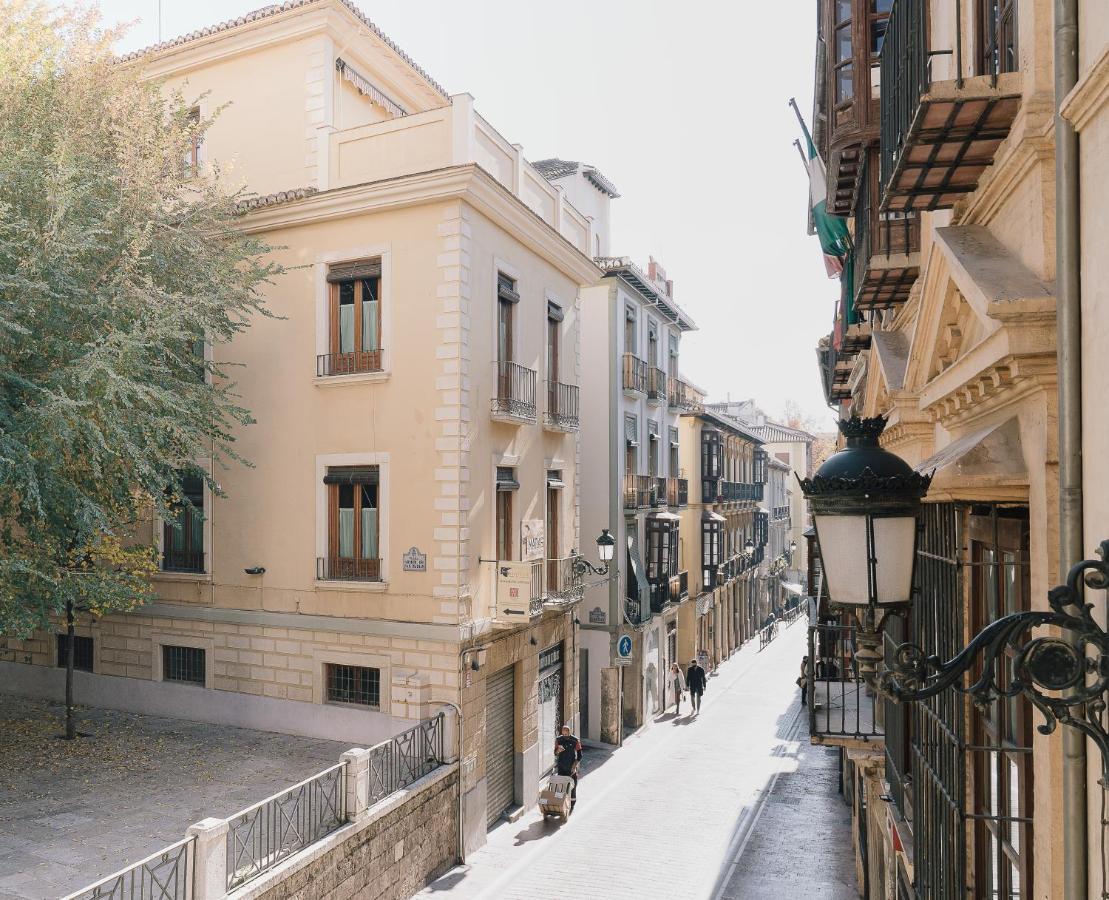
[238,766,458,900]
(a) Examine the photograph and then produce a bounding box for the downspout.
[1054,0,1085,896]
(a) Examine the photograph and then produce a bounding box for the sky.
[99,0,839,429]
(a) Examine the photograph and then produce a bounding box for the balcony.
[672,571,689,603]
[650,477,667,508]
[538,555,585,606]
[490,361,537,424]
[623,473,650,510]
[879,0,1021,213]
[317,557,381,582]
[853,151,920,312]
[667,477,689,508]
[622,353,647,395]
[667,377,701,412]
[316,349,383,378]
[646,366,666,403]
[806,622,883,748]
[544,381,579,432]
[162,550,205,575]
[773,505,790,521]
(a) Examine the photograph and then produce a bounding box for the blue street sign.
[617,634,633,664]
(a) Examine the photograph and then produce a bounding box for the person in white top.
[667,661,686,715]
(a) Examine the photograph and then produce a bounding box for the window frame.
[496,466,518,562]
[325,467,381,581]
[314,246,391,383]
[327,269,383,375]
[315,453,390,586]
[56,634,94,673]
[325,662,381,709]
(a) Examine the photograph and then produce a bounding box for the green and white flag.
[790,99,852,278]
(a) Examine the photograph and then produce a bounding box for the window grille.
[163,645,206,686]
[56,634,93,672]
[326,663,380,707]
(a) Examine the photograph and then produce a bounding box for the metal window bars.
[226,762,346,891]
[60,837,195,900]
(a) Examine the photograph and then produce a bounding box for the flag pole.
[788,97,815,150]
[793,139,808,168]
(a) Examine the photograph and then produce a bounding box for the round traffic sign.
[617,634,633,659]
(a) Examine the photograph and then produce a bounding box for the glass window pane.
[836,24,852,63]
[836,64,854,102]
[835,0,851,23]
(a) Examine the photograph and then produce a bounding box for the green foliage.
[0,1,281,634]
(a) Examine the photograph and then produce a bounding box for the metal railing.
[366,713,445,806]
[669,571,689,604]
[491,360,537,421]
[651,477,666,507]
[773,505,790,520]
[853,152,920,306]
[544,380,579,430]
[879,0,931,201]
[622,353,647,394]
[316,349,383,377]
[805,622,883,744]
[666,477,688,507]
[623,473,650,509]
[646,366,666,401]
[62,837,195,900]
[226,762,346,891]
[758,619,779,651]
[317,556,381,582]
[667,377,701,411]
[162,550,205,574]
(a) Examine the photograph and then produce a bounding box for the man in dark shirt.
[686,658,707,713]
[554,724,582,806]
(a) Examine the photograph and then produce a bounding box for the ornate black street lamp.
[573,528,616,579]
[798,416,932,678]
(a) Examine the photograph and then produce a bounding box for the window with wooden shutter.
[321,466,380,581]
[321,260,382,376]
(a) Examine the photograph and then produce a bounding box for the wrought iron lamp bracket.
[572,557,611,580]
[883,540,1109,779]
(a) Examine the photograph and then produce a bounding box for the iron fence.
[667,377,701,411]
[366,713,446,806]
[623,473,650,509]
[62,837,195,900]
[758,619,778,651]
[491,361,537,420]
[879,0,931,201]
[646,366,666,401]
[226,762,346,891]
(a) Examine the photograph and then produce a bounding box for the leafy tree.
[0,2,281,737]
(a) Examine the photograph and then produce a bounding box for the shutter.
[486,667,516,827]
[323,466,378,485]
[326,259,382,282]
[624,415,639,447]
[546,301,564,322]
[497,274,520,303]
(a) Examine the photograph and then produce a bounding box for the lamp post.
[573,528,616,580]
[743,538,755,558]
[798,416,932,680]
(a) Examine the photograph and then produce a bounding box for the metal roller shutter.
[486,666,515,827]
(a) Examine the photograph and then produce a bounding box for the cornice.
[239,164,602,285]
[1062,43,1109,133]
[922,352,1057,428]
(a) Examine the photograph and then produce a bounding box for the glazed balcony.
[854,151,920,311]
[622,353,648,396]
[490,361,537,425]
[879,0,1021,213]
[667,377,701,412]
[807,621,883,749]
[544,381,580,432]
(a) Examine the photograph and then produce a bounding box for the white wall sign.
[402,546,427,572]
[521,519,545,562]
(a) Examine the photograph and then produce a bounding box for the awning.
[702,509,726,523]
[626,530,649,606]
[335,58,406,118]
[915,417,1026,496]
[780,581,804,597]
[648,509,680,523]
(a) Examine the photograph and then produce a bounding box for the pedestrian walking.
[797,654,811,706]
[686,658,707,713]
[667,661,686,714]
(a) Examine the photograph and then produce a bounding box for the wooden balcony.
[490,361,537,424]
[879,0,1021,213]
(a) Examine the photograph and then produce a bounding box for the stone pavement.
[419,621,859,900]
[0,696,352,900]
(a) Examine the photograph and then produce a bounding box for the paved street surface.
[0,696,351,900]
[420,622,858,900]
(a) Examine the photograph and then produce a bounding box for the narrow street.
[420,621,858,900]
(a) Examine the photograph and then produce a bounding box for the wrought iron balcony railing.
[623,473,651,509]
[806,621,883,747]
[667,377,701,412]
[853,151,920,311]
[646,366,666,402]
[544,380,579,431]
[651,477,667,508]
[622,353,647,394]
[317,349,383,377]
[317,557,382,582]
[162,550,205,574]
[491,361,537,423]
[667,477,688,507]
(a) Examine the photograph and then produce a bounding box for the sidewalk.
[419,621,859,900]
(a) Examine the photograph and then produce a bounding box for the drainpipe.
[1054,0,1085,896]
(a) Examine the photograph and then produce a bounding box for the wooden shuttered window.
[323,466,380,581]
[321,259,382,376]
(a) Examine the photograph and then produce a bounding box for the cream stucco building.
[0,0,608,854]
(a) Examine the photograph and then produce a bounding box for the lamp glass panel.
[813,513,870,605]
[598,536,614,562]
[872,516,916,604]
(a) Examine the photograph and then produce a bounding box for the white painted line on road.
[707,699,806,900]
